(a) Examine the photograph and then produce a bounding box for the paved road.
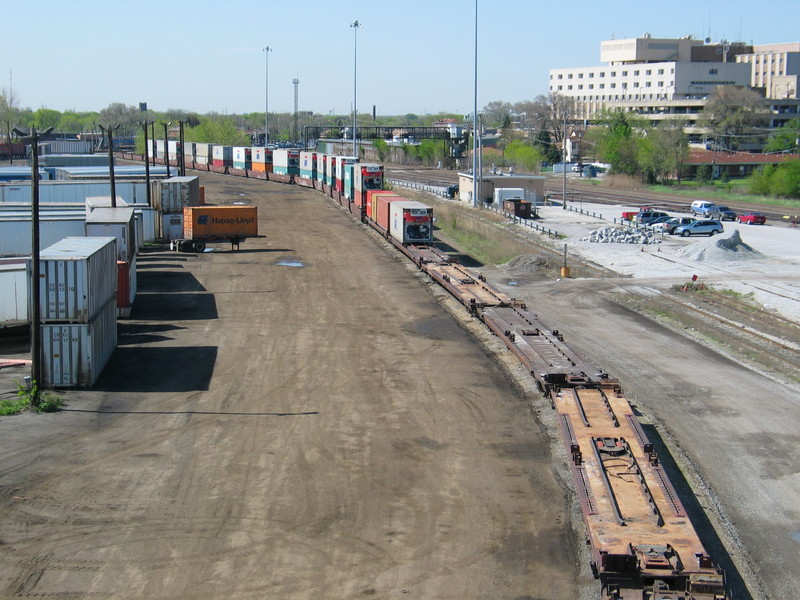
[0,173,582,599]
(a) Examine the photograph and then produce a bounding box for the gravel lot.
[475,201,800,600]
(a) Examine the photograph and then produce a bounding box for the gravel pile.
[504,254,555,274]
[677,230,764,263]
[580,225,661,245]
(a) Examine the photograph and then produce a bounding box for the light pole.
[99,124,121,207]
[263,46,272,145]
[350,20,361,158]
[472,0,478,207]
[13,125,53,402]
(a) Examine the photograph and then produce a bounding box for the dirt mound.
[503,254,554,274]
[677,230,765,263]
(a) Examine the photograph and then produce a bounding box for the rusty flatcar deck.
[553,386,726,599]
[424,263,523,314]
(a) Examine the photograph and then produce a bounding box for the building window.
[578,84,583,89]
[589,72,594,78]
[646,69,652,75]
[611,83,616,89]
[558,74,563,79]
[599,83,605,89]
[709,68,718,75]
[622,70,628,76]
[658,81,664,87]
[600,72,605,77]
[611,71,616,77]
[634,70,640,76]
[578,73,583,78]
[633,82,639,88]
[557,85,563,90]
[568,85,573,90]
[568,73,573,79]
[588,84,594,89]
[645,81,651,87]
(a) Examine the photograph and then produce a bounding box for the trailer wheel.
[194,241,206,252]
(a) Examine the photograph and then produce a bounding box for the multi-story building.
[736,43,800,99]
[549,35,752,121]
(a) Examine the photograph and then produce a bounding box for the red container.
[366,190,394,221]
[117,261,131,317]
[375,193,405,233]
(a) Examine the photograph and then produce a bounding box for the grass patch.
[0,380,64,415]
[648,183,800,210]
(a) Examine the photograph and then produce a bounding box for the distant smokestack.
[373,105,376,121]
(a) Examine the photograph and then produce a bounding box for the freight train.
[130,141,730,600]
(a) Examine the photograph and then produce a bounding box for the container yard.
[1,144,798,599]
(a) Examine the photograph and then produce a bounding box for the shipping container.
[85,207,136,262]
[38,154,109,168]
[183,141,196,164]
[374,193,405,232]
[116,256,137,317]
[52,166,170,181]
[354,163,384,207]
[342,163,355,200]
[365,190,395,222]
[39,236,117,323]
[0,216,86,257]
[335,156,358,193]
[41,295,117,388]
[153,176,201,214]
[273,149,301,175]
[85,196,128,217]
[0,258,28,325]
[324,155,337,187]
[167,140,182,162]
[183,206,258,240]
[251,147,267,172]
[316,153,327,186]
[194,143,215,165]
[0,180,149,205]
[389,200,434,244]
[298,151,317,182]
[211,146,233,167]
[37,140,94,155]
[233,147,252,170]
[162,213,184,242]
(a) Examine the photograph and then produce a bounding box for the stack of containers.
[38,236,118,388]
[195,143,215,166]
[167,140,182,163]
[183,142,196,167]
[212,146,233,169]
[154,176,201,242]
[315,153,327,189]
[232,147,252,171]
[85,207,137,318]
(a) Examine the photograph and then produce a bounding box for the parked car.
[646,215,672,228]
[738,212,767,225]
[674,220,724,237]
[635,210,670,225]
[708,205,737,221]
[690,200,717,216]
[657,217,696,234]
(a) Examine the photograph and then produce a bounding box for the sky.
[2,0,798,118]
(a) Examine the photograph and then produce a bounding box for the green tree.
[637,121,688,184]
[700,86,770,151]
[748,159,800,198]
[98,102,141,136]
[33,108,61,130]
[532,127,561,164]
[593,110,643,176]
[504,139,544,173]
[764,118,800,153]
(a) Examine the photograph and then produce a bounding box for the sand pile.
[677,230,765,263]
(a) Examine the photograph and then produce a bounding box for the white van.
[690,200,716,216]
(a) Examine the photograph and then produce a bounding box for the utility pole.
[138,119,153,207]
[13,125,54,402]
[99,124,121,207]
[161,122,172,177]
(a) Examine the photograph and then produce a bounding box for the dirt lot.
[0,173,585,599]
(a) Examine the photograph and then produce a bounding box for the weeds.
[0,380,64,415]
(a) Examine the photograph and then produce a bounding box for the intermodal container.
[365,190,395,221]
[183,142,196,164]
[233,147,252,170]
[212,145,233,167]
[354,163,384,207]
[195,143,215,165]
[273,149,300,175]
[389,200,434,244]
[374,193,405,232]
[316,153,327,186]
[39,236,117,323]
[117,261,130,318]
[252,147,267,172]
[155,176,201,214]
[183,206,258,240]
[0,258,28,325]
[343,163,355,200]
[85,207,137,262]
[324,155,337,187]
[41,295,117,388]
[167,140,181,162]
[299,151,317,180]
[0,216,86,257]
[335,156,358,193]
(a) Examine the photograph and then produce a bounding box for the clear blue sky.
[2,0,797,116]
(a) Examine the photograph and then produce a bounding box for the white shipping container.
[161,213,184,242]
[167,140,181,162]
[0,181,149,205]
[134,207,157,243]
[493,188,526,204]
[155,176,200,214]
[389,200,434,244]
[85,207,136,262]
[41,295,117,388]
[0,259,28,325]
[0,217,86,257]
[39,236,117,323]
